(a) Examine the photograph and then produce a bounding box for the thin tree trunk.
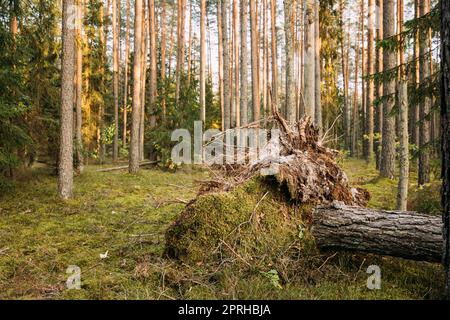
[148,0,157,129]
[123,0,131,147]
[411,0,420,148]
[418,0,431,185]
[250,0,260,124]
[187,0,193,84]
[176,0,186,105]
[112,0,120,162]
[314,1,321,133]
[339,0,350,150]
[284,0,296,122]
[161,0,167,120]
[397,0,409,211]
[140,6,148,161]
[352,34,360,158]
[218,1,225,130]
[375,0,383,170]
[129,0,143,174]
[380,0,396,179]
[75,0,84,173]
[303,0,315,119]
[270,0,278,111]
[365,0,375,162]
[200,0,206,125]
[240,0,249,127]
[58,0,75,199]
[222,0,231,130]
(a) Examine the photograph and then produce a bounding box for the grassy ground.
[0,159,445,299]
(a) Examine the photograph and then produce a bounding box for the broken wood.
[96,161,157,172]
[312,203,443,262]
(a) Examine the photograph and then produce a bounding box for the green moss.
[165,178,311,266]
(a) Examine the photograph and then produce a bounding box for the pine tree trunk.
[240,0,249,127]
[123,0,131,147]
[176,0,186,105]
[397,80,409,210]
[313,204,442,262]
[148,0,157,129]
[75,0,84,174]
[352,33,360,157]
[284,0,296,122]
[303,0,315,119]
[200,0,206,125]
[139,7,148,161]
[218,1,225,130]
[314,1,322,134]
[380,0,396,179]
[375,0,383,170]
[339,0,350,151]
[221,0,231,130]
[440,0,450,298]
[129,0,143,174]
[58,0,75,199]
[250,0,260,124]
[161,0,167,120]
[365,0,375,162]
[112,0,120,162]
[270,0,278,111]
[418,0,431,185]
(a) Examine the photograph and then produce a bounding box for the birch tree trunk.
[58,0,75,199]
[380,0,396,179]
[129,0,143,174]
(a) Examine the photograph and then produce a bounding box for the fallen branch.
[96,161,157,172]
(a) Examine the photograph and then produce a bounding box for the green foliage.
[147,74,221,164]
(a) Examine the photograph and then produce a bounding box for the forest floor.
[0,158,445,299]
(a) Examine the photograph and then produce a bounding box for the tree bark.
[250,0,260,124]
[397,80,409,211]
[200,0,206,125]
[284,0,296,122]
[59,0,75,199]
[270,0,278,111]
[312,204,442,262]
[314,1,322,133]
[303,0,315,119]
[148,0,157,129]
[418,0,431,185]
[129,0,143,174]
[240,0,249,127]
[380,0,396,179]
[112,0,120,162]
[374,0,383,170]
[440,0,450,298]
[176,0,186,105]
[75,0,84,174]
[123,0,131,147]
[365,0,375,162]
[222,0,231,130]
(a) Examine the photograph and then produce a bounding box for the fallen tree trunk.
[312,203,443,262]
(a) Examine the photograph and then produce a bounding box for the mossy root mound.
[164,178,314,265]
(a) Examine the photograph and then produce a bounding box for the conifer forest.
[1,0,450,301]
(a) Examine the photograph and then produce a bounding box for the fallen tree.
[165,113,443,264]
[313,203,443,262]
